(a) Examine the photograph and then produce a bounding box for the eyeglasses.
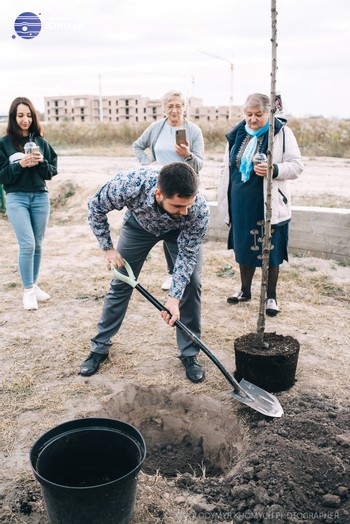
[166,104,183,111]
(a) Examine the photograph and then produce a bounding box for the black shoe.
[181,356,204,383]
[227,291,251,304]
[80,352,108,376]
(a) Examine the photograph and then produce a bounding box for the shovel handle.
[110,260,138,288]
[110,259,251,398]
[134,285,251,398]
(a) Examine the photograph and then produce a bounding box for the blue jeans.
[6,192,50,288]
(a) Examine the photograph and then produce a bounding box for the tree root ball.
[234,332,300,392]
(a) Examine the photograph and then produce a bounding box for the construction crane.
[198,50,234,120]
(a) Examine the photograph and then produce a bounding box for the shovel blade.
[231,378,283,418]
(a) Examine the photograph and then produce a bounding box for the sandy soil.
[0,155,349,523]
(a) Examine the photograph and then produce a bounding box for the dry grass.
[4,237,347,463]
[2,116,350,157]
[1,154,350,523]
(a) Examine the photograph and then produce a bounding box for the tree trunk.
[255,0,277,347]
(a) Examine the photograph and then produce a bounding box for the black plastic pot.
[30,418,146,524]
[234,332,300,392]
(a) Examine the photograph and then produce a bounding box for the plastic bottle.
[24,140,39,166]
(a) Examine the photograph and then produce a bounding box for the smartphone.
[175,129,187,145]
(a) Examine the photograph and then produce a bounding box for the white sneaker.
[34,284,50,302]
[266,298,280,317]
[161,275,172,291]
[23,289,38,310]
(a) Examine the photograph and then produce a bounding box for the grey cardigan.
[132,117,204,173]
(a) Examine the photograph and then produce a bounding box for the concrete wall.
[207,203,350,262]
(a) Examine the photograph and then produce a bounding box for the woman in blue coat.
[219,93,303,316]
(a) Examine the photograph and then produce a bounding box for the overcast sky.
[1,0,349,119]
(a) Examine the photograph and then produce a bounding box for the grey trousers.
[91,214,202,359]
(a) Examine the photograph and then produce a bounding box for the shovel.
[111,260,283,418]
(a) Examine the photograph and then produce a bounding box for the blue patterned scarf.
[240,121,269,183]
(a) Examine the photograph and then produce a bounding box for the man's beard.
[157,198,180,219]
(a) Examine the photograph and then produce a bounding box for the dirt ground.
[0,155,349,524]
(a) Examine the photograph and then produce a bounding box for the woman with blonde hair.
[133,90,204,290]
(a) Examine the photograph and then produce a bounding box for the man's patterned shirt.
[87,167,210,299]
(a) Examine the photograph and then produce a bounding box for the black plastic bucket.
[30,418,146,524]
